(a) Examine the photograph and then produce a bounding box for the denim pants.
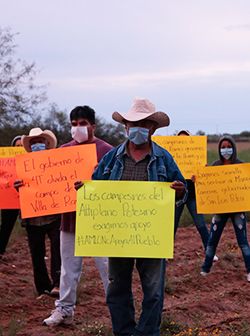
[202,213,250,273]
[26,219,61,295]
[107,257,166,336]
[55,231,109,316]
[174,197,209,249]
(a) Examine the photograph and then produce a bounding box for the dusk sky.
[1,1,250,135]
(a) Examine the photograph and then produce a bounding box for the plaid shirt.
[120,152,150,181]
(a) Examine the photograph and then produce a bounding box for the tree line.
[0,26,125,147]
[1,26,249,147]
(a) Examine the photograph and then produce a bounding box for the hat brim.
[112,111,170,129]
[22,131,57,152]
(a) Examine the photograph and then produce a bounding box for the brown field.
[208,140,250,151]
[1,224,250,335]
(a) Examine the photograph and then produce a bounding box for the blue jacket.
[92,141,187,202]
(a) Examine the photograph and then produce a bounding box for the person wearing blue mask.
[91,98,187,336]
[201,135,250,282]
[14,128,61,298]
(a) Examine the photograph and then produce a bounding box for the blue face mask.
[31,143,46,152]
[220,147,233,160]
[128,127,149,145]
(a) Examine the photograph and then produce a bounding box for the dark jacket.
[212,135,242,166]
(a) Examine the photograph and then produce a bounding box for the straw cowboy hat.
[112,98,170,129]
[22,127,57,152]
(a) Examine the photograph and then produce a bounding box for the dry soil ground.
[1,224,250,336]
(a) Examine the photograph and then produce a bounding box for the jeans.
[26,219,61,295]
[174,197,209,249]
[107,257,166,336]
[0,209,19,255]
[56,231,109,316]
[202,213,250,273]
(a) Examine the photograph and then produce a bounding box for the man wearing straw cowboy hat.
[92,98,186,336]
[14,128,61,299]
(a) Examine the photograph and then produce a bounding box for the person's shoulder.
[211,159,222,166]
[95,137,113,150]
[99,143,123,161]
[152,141,173,158]
[60,140,77,148]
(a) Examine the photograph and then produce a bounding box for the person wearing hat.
[43,105,113,327]
[14,128,61,299]
[21,127,57,152]
[91,98,186,336]
[174,130,219,261]
[0,135,22,259]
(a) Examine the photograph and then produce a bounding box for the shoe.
[36,288,51,300]
[43,309,73,326]
[50,287,60,297]
[36,294,47,300]
[247,273,250,282]
[200,271,208,277]
[213,255,219,262]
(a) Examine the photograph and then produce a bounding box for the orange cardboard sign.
[0,157,20,209]
[15,145,97,218]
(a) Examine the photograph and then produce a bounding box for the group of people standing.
[1,98,250,336]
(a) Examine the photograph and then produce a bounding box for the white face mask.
[71,126,88,143]
[220,147,233,160]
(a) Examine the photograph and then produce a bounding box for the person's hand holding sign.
[14,179,24,192]
[74,181,84,191]
[170,180,185,199]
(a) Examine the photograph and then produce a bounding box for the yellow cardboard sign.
[75,180,175,258]
[152,136,207,178]
[195,163,250,214]
[0,147,25,157]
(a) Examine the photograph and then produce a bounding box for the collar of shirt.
[123,141,152,162]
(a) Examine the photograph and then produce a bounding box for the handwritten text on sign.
[195,163,250,214]
[152,136,207,178]
[75,181,175,258]
[0,147,25,157]
[0,158,19,209]
[15,145,97,218]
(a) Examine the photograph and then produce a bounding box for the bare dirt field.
[207,141,250,151]
[1,224,250,336]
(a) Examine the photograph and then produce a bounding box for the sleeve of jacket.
[92,147,117,181]
[164,153,188,206]
[92,156,107,180]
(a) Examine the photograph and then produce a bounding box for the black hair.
[70,106,96,124]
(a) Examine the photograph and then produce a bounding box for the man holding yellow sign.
[91,98,186,336]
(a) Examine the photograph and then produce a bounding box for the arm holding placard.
[13,179,24,192]
[170,180,186,199]
[74,181,83,191]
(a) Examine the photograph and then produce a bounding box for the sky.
[1,0,250,135]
